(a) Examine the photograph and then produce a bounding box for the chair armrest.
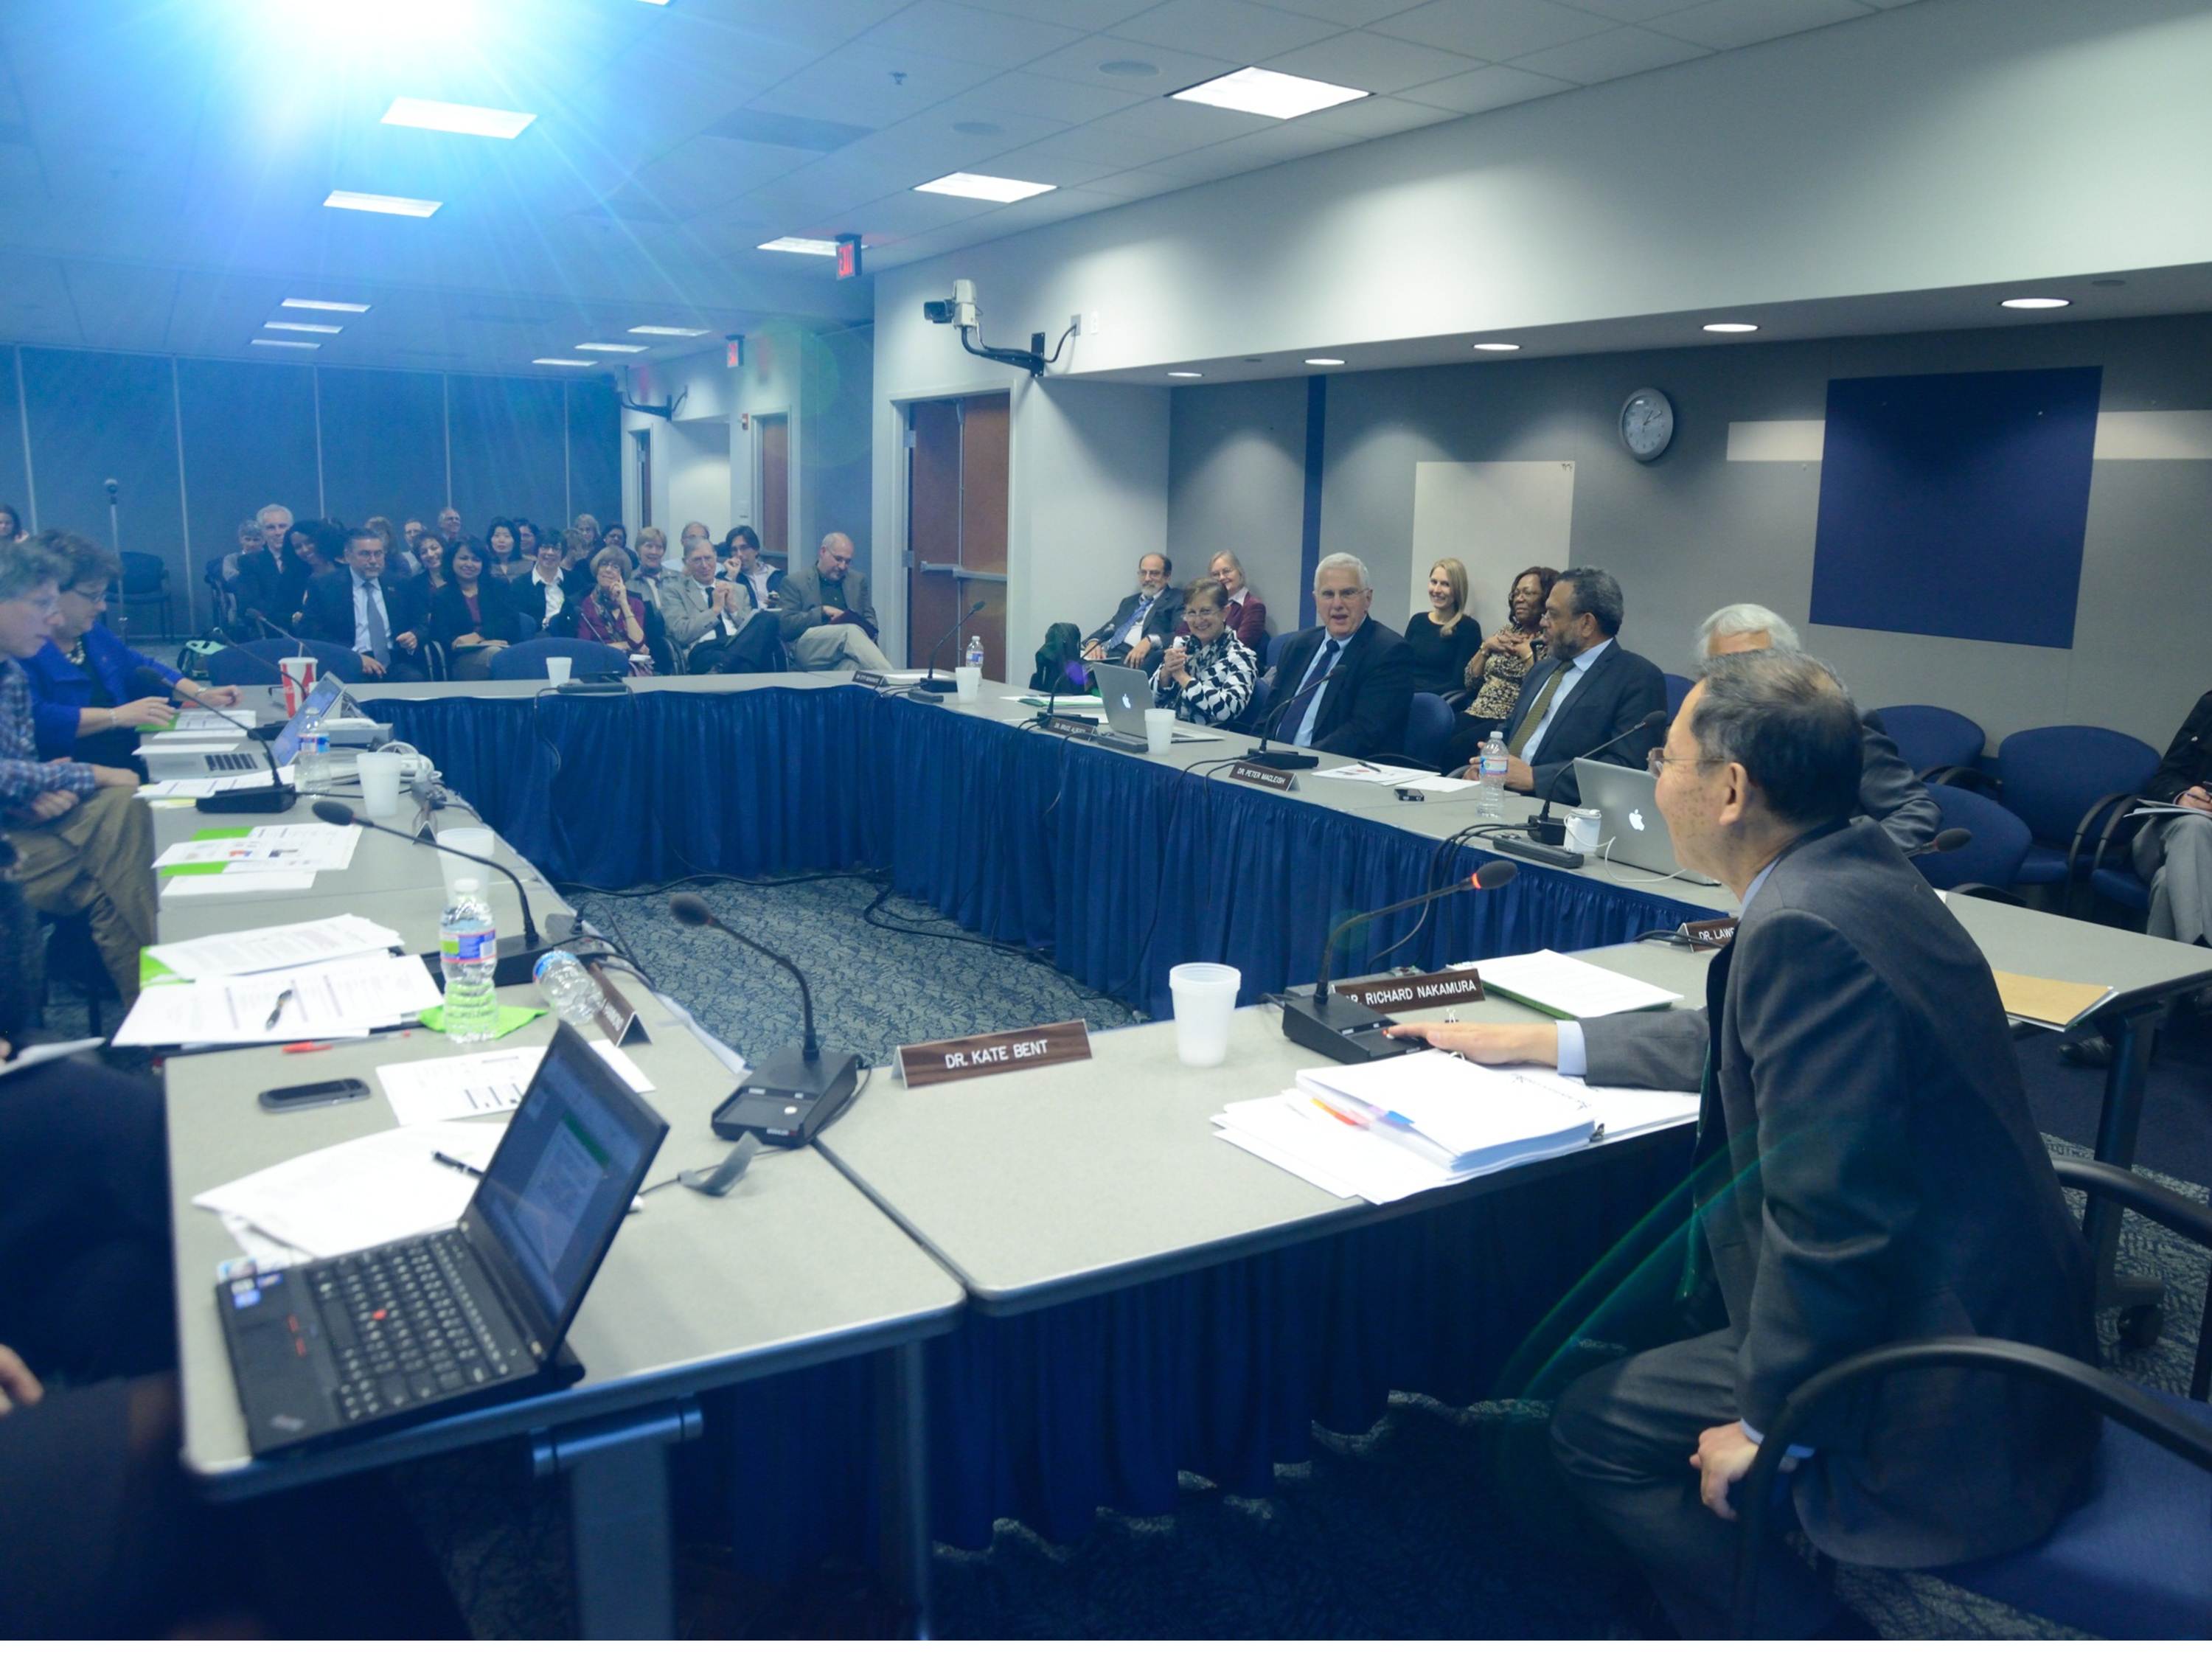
[1733,1336,2212,1635]
[2051,1156,2212,1252]
[1949,882,2025,907]
[1928,765,1994,792]
[2065,791,2143,914]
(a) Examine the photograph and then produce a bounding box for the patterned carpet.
[363,874,2210,1641]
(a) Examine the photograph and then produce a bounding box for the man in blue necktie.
[1256,552,1415,760]
[1080,552,1180,669]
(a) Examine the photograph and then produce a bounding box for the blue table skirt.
[367,686,1716,1561]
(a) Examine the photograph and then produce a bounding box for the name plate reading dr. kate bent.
[897,1019,1093,1088]
[1329,967,1486,1013]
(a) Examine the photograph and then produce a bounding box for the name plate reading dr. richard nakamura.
[1329,967,1485,1013]
[897,1019,1093,1088]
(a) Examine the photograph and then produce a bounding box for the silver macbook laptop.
[143,673,345,781]
[1573,758,1722,886]
[1088,662,1228,750]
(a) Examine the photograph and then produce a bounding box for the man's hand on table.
[1385,1020,1559,1067]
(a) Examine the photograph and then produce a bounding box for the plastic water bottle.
[532,950,606,1028]
[964,635,985,671]
[439,878,500,1043]
[295,731,331,793]
[1476,730,1509,821]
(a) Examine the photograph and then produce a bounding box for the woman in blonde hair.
[1405,557,1480,700]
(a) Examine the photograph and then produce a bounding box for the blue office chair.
[1663,672,1694,719]
[487,638,632,681]
[1732,1159,2212,1639]
[1914,783,2032,893]
[1402,693,1455,771]
[1266,631,1294,673]
[1980,726,2157,892]
[2089,864,2154,925]
[203,636,365,687]
[1873,703,1986,779]
[116,550,175,640]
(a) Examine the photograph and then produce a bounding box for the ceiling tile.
[1371,0,1617,60]
[1297,92,1464,136]
[1554,0,1713,21]
[1011,122,1192,168]
[624,135,818,218]
[1260,30,1486,93]
[1139,121,1357,179]
[1509,24,1710,83]
[959,142,1130,187]
[1647,0,1872,52]
[1079,167,1199,200]
[1113,0,1346,60]
[745,44,1003,128]
[953,0,1159,27]
[1397,62,1576,114]
[813,188,1006,239]
[667,0,911,52]
[1251,0,1434,23]
[1017,33,1241,92]
[959,71,1159,122]
[1083,94,1278,150]
[852,0,1091,69]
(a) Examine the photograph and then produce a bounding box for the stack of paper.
[171,709,257,733]
[1992,970,2112,1030]
[1315,762,1433,786]
[138,766,297,801]
[193,1121,507,1259]
[114,952,441,1048]
[377,1040,655,1127]
[154,822,360,881]
[1465,950,1680,1019]
[142,914,403,982]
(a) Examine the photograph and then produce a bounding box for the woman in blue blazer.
[17,533,240,770]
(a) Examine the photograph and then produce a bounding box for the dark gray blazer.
[1858,716,1941,848]
[1582,819,2096,1569]
[1503,638,1669,804]
[1082,588,1182,657]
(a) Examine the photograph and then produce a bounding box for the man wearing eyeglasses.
[1393,651,2095,1638]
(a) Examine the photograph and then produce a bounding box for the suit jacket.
[661,572,754,654]
[1582,819,2096,1568]
[509,570,575,643]
[1082,588,1183,657]
[1502,638,1669,805]
[428,579,525,652]
[2148,688,2212,802]
[232,547,310,633]
[1857,717,1940,849]
[302,568,423,660]
[777,565,876,643]
[1222,593,1267,650]
[1258,616,1415,761]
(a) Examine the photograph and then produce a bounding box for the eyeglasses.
[1647,748,1723,777]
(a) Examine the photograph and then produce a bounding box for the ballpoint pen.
[263,987,296,1031]
[431,1150,488,1179]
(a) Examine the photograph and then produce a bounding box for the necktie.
[362,578,389,658]
[1507,661,1565,757]
[1119,594,1155,649]
[1289,636,1342,748]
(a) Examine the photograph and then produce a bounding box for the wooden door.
[904,392,1009,680]
[756,413,790,563]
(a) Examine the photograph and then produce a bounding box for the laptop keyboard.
[206,751,260,771]
[308,1234,516,1423]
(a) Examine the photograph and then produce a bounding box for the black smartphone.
[257,1077,370,1113]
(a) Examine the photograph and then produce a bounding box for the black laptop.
[218,1023,669,1457]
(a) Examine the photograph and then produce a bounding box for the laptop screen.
[271,675,344,767]
[466,1025,667,1340]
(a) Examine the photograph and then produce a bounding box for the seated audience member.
[513,518,542,572]
[1079,552,1181,669]
[666,541,778,673]
[1255,553,1414,759]
[1405,557,1481,700]
[723,526,782,611]
[0,503,21,542]
[303,528,426,681]
[233,503,312,634]
[571,549,653,673]
[485,517,521,579]
[280,521,346,632]
[1391,652,2096,1640]
[223,516,260,591]
[1696,603,1939,850]
[778,533,892,673]
[364,515,414,577]
[1449,567,1665,802]
[17,532,239,770]
[512,534,571,640]
[428,539,519,678]
[1208,550,1267,649]
[256,501,293,557]
[0,542,155,1000]
[401,517,426,557]
[557,527,597,597]
[630,526,672,580]
[2128,684,2212,948]
[1152,577,1257,728]
[398,532,448,653]
[601,523,628,559]
[574,513,602,551]
[1461,566,1557,732]
[436,505,463,546]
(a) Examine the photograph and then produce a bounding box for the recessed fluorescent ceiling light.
[2000,296,2070,309]
[1168,371,1203,378]
[914,172,1054,204]
[627,325,710,336]
[535,358,596,366]
[282,297,370,313]
[1703,322,1759,333]
[263,320,342,333]
[324,189,441,217]
[381,96,537,139]
[1471,341,1520,352]
[577,341,648,352]
[1172,66,1368,120]
[252,338,319,349]
[1305,357,1345,366]
[758,237,840,256]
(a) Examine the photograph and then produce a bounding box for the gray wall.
[1168,312,2212,751]
[1,344,619,636]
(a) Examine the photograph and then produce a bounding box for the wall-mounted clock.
[1619,387,1675,462]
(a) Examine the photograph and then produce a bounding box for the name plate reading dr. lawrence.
[1331,967,1485,1012]
[897,1020,1092,1088]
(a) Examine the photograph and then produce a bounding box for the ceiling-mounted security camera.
[921,277,1071,378]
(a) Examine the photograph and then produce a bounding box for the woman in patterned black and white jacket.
[1152,577,1258,728]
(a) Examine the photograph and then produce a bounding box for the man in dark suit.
[1458,567,1666,803]
[1391,651,2096,1638]
[301,528,428,681]
[1255,552,1414,759]
[1079,552,1182,670]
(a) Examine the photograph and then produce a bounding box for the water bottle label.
[442,928,495,963]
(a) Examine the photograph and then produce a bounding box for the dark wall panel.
[20,347,189,627]
[319,367,448,532]
[449,374,566,535]
[567,381,622,532]
[175,358,319,582]
[0,349,27,532]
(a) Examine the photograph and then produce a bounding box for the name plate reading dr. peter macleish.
[897,1020,1093,1088]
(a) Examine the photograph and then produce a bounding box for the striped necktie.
[1506,661,1565,757]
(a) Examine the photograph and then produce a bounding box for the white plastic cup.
[954,664,982,702]
[1144,707,1176,755]
[1169,961,1242,1066]
[546,655,574,686]
[357,749,406,818]
[436,826,497,891]
[279,655,316,717]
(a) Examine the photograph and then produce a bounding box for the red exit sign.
[836,234,863,280]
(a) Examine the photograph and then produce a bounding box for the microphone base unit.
[1280,987,1420,1065]
[1488,832,1585,870]
[1523,813,1570,846]
[712,1046,860,1147]
[194,785,299,815]
[914,675,958,695]
[414,913,582,988]
[1243,746,1321,771]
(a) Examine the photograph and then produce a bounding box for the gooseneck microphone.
[133,667,296,815]
[670,893,859,1144]
[917,598,987,696]
[1245,654,1352,771]
[1282,859,1520,1063]
[1907,827,1972,858]
[1525,709,1671,846]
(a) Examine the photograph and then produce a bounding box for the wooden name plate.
[1041,714,1096,739]
[1228,759,1298,792]
[1330,967,1486,1013]
[897,1019,1092,1088]
[852,668,889,689]
[1681,918,1737,950]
